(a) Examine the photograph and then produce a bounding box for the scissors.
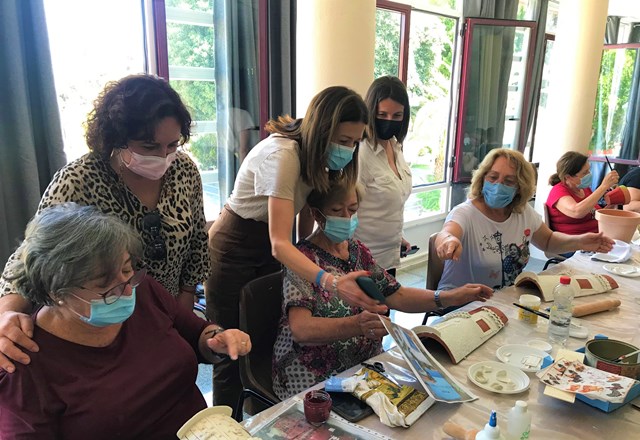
[361,362,400,386]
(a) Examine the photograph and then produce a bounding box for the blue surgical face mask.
[577,172,592,189]
[482,180,517,209]
[69,288,137,327]
[320,212,359,243]
[326,142,355,170]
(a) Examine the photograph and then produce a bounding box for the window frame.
[377,0,412,83]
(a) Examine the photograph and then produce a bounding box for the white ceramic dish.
[602,263,640,278]
[527,339,552,353]
[592,240,632,263]
[496,344,549,372]
[467,361,530,394]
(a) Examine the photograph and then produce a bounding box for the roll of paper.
[572,299,621,317]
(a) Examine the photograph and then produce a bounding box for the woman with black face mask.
[354,77,412,276]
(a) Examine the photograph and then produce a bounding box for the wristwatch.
[434,290,444,310]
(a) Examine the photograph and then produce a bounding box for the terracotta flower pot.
[595,209,640,243]
[604,185,631,205]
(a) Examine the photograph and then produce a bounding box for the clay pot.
[595,209,640,243]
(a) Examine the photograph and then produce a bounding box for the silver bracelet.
[332,275,340,295]
[434,290,444,310]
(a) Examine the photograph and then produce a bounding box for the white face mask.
[122,150,177,180]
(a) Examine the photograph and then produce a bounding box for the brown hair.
[85,74,192,158]
[469,148,536,213]
[264,86,368,193]
[548,151,589,185]
[307,179,364,211]
[364,76,410,146]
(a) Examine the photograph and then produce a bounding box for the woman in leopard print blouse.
[0,74,211,373]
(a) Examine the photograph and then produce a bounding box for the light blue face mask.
[320,212,359,243]
[482,181,517,209]
[69,288,137,327]
[577,172,592,189]
[326,142,355,170]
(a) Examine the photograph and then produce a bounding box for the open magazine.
[380,318,478,403]
[514,271,619,302]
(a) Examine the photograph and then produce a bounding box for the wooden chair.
[234,271,283,421]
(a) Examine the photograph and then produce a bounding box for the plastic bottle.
[475,410,505,440]
[548,276,575,345]
[506,401,531,440]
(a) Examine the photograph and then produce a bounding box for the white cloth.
[438,200,543,290]
[354,138,412,269]
[227,134,312,222]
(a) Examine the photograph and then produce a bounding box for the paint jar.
[518,294,541,324]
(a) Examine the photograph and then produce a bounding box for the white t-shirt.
[354,138,412,269]
[227,135,312,222]
[438,200,543,290]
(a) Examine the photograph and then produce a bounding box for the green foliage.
[374,10,401,78]
[167,23,214,68]
[186,133,217,170]
[589,49,636,154]
[170,80,216,121]
[416,189,441,213]
[166,0,213,13]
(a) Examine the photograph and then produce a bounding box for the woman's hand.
[436,234,462,261]
[445,284,494,307]
[336,271,388,314]
[357,311,388,340]
[206,328,252,361]
[600,170,619,190]
[0,311,39,373]
[578,232,614,253]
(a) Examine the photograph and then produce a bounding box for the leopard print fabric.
[1,152,210,297]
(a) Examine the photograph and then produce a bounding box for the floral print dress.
[272,239,400,400]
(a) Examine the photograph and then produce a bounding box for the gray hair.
[3,203,142,306]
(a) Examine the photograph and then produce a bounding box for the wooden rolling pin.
[443,421,479,440]
[572,299,621,317]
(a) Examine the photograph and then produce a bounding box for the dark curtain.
[214,0,261,206]
[618,52,640,162]
[268,0,296,118]
[605,16,620,44]
[0,0,66,265]
[213,0,296,208]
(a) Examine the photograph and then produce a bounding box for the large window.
[375,1,458,221]
[44,0,146,162]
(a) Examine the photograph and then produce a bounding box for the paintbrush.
[613,349,640,363]
[605,155,613,171]
[512,303,583,329]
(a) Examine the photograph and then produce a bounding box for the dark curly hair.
[84,74,192,158]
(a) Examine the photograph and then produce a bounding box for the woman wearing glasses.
[435,149,614,291]
[0,204,250,439]
[0,74,210,372]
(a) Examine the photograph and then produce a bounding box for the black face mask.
[375,118,403,141]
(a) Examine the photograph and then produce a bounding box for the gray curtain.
[605,16,620,44]
[0,0,66,265]
[268,0,296,119]
[214,0,261,205]
[522,0,548,152]
[618,52,640,162]
[463,0,518,19]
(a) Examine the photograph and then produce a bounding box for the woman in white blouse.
[354,76,412,275]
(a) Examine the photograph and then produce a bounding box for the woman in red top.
[546,151,618,234]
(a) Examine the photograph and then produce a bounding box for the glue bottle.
[506,401,531,440]
[475,410,505,440]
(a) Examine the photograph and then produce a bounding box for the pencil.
[604,155,613,171]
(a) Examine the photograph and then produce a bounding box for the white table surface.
[244,249,640,439]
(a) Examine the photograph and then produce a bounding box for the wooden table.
[244,250,640,439]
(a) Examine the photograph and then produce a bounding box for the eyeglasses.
[142,210,167,261]
[80,267,147,305]
[485,173,518,188]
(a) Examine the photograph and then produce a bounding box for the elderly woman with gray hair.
[0,203,251,440]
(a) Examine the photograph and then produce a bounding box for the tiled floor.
[196,256,548,406]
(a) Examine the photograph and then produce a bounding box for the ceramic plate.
[467,361,530,394]
[527,339,552,353]
[496,344,550,373]
[602,264,640,277]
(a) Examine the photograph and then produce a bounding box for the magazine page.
[380,318,478,403]
[243,398,393,440]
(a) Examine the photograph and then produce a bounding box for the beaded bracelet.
[331,275,341,295]
[320,272,330,290]
[315,269,326,285]
[434,290,444,310]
